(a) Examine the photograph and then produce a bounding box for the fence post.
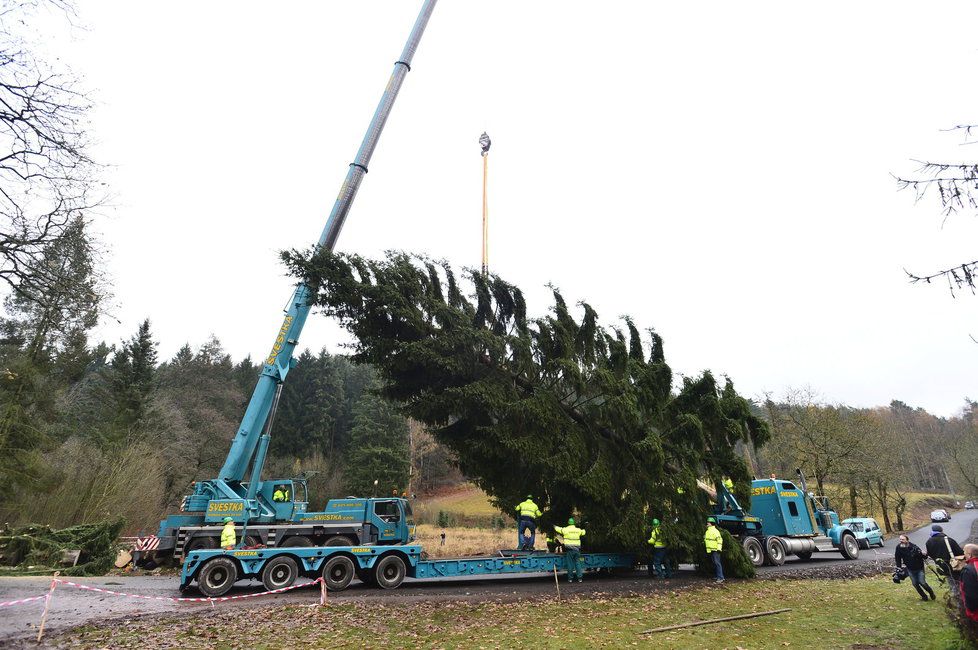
[36,571,60,642]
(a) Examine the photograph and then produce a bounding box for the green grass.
[60,576,967,649]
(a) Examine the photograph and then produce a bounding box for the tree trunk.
[848,484,858,519]
[876,479,892,533]
[894,496,907,531]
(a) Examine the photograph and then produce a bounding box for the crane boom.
[216,0,438,485]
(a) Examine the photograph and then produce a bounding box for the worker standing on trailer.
[705,517,724,584]
[554,518,586,582]
[221,517,236,550]
[647,519,671,578]
[546,531,563,553]
[515,495,542,550]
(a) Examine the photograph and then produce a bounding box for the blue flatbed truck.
[180,545,636,596]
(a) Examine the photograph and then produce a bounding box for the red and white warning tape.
[52,577,323,603]
[0,577,323,608]
[0,594,48,608]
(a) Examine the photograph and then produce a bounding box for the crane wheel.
[373,554,406,590]
[262,555,298,591]
[325,536,355,547]
[322,556,355,591]
[763,537,786,566]
[198,557,238,597]
[280,536,313,548]
[840,532,859,560]
[185,536,217,553]
[741,537,765,567]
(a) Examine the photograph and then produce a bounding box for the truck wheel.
[840,533,859,560]
[185,536,217,553]
[373,554,406,590]
[280,536,313,548]
[198,557,237,597]
[262,555,298,591]
[322,556,355,591]
[764,537,786,566]
[742,537,764,567]
[325,536,355,547]
[796,551,812,561]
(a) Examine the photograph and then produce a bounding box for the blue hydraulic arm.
[217,0,439,486]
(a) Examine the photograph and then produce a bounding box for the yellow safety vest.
[704,525,723,552]
[554,525,585,547]
[516,499,542,519]
[648,528,666,548]
[221,523,236,548]
[273,490,288,502]
[722,478,734,490]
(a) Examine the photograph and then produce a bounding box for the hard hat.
[568,517,575,525]
[223,517,234,523]
[652,518,660,526]
[527,494,533,499]
[707,516,716,524]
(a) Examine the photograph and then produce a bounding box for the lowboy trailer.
[180,545,636,597]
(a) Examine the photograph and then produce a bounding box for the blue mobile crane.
[144,0,437,564]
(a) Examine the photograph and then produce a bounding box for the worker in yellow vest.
[647,518,671,578]
[221,517,236,550]
[705,516,724,583]
[554,518,586,582]
[273,485,289,502]
[515,495,542,550]
[722,477,734,491]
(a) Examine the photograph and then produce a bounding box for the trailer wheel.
[280,536,313,548]
[764,536,786,566]
[840,532,859,560]
[262,555,298,591]
[198,557,238,597]
[322,556,355,591]
[373,554,406,590]
[325,536,355,547]
[742,537,764,567]
[796,551,812,561]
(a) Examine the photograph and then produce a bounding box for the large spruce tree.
[285,250,768,575]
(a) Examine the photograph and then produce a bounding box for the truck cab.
[712,477,859,567]
[297,497,415,545]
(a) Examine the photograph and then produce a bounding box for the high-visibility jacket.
[516,499,541,519]
[722,478,734,490]
[273,490,288,502]
[704,525,723,552]
[554,525,585,547]
[648,527,666,548]
[221,523,236,548]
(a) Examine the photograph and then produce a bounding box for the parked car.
[965,501,975,510]
[842,517,885,549]
[930,509,951,522]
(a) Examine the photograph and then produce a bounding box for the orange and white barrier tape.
[0,594,48,608]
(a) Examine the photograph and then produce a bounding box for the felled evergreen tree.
[284,250,768,576]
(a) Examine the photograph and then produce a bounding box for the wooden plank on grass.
[638,608,791,634]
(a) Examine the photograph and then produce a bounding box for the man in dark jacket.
[925,524,964,579]
[895,534,936,601]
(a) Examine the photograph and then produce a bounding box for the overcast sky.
[31,1,978,416]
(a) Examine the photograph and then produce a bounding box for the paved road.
[2,509,975,642]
